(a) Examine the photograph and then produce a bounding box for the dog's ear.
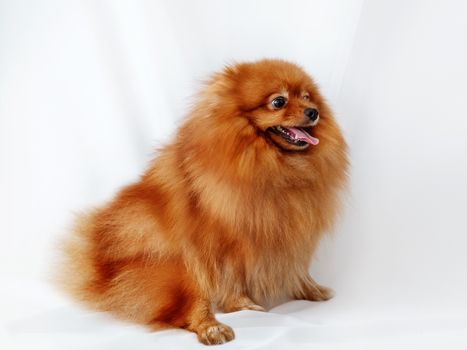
[197,69,231,102]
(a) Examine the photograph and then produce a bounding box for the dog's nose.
[304,108,319,122]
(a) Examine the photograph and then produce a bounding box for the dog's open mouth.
[268,126,319,147]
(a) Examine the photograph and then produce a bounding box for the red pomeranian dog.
[57,59,348,345]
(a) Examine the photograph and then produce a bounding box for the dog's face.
[251,87,320,151]
[224,60,324,151]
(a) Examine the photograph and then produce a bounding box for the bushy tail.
[53,211,101,307]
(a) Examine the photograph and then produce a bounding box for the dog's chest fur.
[189,173,332,303]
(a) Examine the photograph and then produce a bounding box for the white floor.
[2,278,467,350]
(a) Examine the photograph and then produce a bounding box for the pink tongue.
[285,127,319,145]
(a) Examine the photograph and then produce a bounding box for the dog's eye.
[303,94,310,101]
[271,96,287,109]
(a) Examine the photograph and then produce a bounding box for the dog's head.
[212,59,327,152]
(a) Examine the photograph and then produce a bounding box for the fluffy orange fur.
[56,59,348,345]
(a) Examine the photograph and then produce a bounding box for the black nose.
[304,108,319,121]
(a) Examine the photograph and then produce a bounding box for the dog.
[56,59,348,345]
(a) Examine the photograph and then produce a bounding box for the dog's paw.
[239,303,265,312]
[316,285,334,301]
[296,282,334,302]
[197,322,235,345]
[220,296,265,313]
[306,284,334,301]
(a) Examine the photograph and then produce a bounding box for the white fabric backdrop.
[1,0,467,349]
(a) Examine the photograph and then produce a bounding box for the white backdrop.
[1,0,467,349]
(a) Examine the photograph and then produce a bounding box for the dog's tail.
[52,211,103,308]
